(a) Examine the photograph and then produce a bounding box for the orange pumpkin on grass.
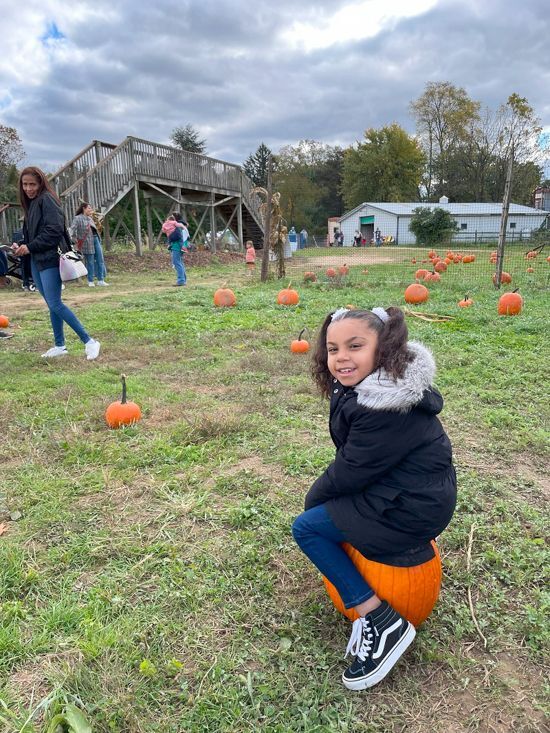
[290,328,310,353]
[0,315,9,328]
[498,290,523,316]
[277,283,299,306]
[323,541,442,628]
[105,375,142,429]
[326,267,337,279]
[404,283,429,304]
[458,295,473,307]
[492,271,512,285]
[303,271,317,283]
[214,285,237,307]
[415,268,429,280]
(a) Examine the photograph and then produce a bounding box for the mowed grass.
[0,251,548,732]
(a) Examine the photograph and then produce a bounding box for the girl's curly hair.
[311,307,414,398]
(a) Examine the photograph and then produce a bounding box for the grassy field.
[0,250,548,732]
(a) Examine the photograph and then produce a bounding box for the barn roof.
[343,202,549,217]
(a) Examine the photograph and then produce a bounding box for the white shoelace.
[345,617,374,661]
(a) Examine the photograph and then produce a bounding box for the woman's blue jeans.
[31,261,90,346]
[85,236,107,282]
[171,249,186,285]
[292,504,374,609]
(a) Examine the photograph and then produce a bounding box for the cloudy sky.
[1,0,549,173]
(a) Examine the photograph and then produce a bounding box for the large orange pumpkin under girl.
[323,541,442,628]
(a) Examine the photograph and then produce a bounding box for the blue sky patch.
[41,22,65,45]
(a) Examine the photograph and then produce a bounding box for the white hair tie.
[331,307,350,322]
[372,307,389,323]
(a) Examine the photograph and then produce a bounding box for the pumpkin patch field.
[0,256,547,733]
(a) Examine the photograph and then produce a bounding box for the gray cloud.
[1,0,548,172]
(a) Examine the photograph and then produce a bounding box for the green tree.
[410,82,480,200]
[170,124,207,155]
[243,143,272,187]
[0,125,25,200]
[409,207,459,246]
[341,124,425,209]
[274,140,343,232]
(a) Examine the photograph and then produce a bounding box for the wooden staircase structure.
[0,138,264,253]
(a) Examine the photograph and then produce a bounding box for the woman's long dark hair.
[18,167,60,214]
[75,202,91,216]
[311,307,414,398]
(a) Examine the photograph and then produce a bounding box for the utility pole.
[261,155,272,282]
[495,144,514,290]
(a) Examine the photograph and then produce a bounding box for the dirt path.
[293,251,397,267]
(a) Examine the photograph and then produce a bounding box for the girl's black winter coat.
[23,192,66,272]
[304,342,456,567]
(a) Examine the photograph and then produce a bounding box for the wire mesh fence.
[277,237,549,293]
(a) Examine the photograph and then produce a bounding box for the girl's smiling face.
[326,318,378,386]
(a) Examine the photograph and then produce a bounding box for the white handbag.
[59,249,88,282]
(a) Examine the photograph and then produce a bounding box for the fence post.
[495,146,514,289]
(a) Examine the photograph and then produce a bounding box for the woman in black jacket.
[292,306,456,691]
[12,167,100,359]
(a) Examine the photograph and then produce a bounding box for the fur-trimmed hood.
[354,341,440,413]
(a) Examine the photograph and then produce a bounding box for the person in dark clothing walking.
[292,306,456,691]
[12,167,101,359]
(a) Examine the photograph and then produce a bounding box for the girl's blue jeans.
[30,262,90,346]
[171,249,186,285]
[85,236,107,282]
[292,504,374,609]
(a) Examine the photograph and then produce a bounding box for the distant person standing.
[353,230,362,248]
[375,228,382,247]
[245,240,256,274]
[337,230,344,247]
[300,228,308,249]
[71,203,109,287]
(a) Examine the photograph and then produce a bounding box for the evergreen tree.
[170,124,207,154]
[243,143,272,187]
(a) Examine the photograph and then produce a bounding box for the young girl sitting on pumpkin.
[292,306,456,690]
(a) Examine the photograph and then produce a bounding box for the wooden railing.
[50,141,118,196]
[0,203,23,243]
[57,137,263,228]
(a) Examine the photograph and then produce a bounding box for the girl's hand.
[13,244,29,256]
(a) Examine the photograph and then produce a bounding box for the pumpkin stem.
[513,288,520,293]
[121,374,127,404]
[287,281,292,290]
[298,328,307,341]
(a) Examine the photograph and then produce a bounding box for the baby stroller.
[0,244,36,291]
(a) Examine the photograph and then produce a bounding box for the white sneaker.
[41,346,68,358]
[97,280,109,286]
[85,339,101,360]
[88,282,95,287]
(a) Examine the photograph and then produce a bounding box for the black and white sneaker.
[342,601,416,690]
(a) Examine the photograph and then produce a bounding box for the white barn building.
[338,198,549,246]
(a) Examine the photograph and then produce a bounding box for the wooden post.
[236,197,243,249]
[103,216,111,251]
[145,197,154,251]
[495,145,514,290]
[210,193,216,253]
[261,155,272,282]
[132,183,143,256]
